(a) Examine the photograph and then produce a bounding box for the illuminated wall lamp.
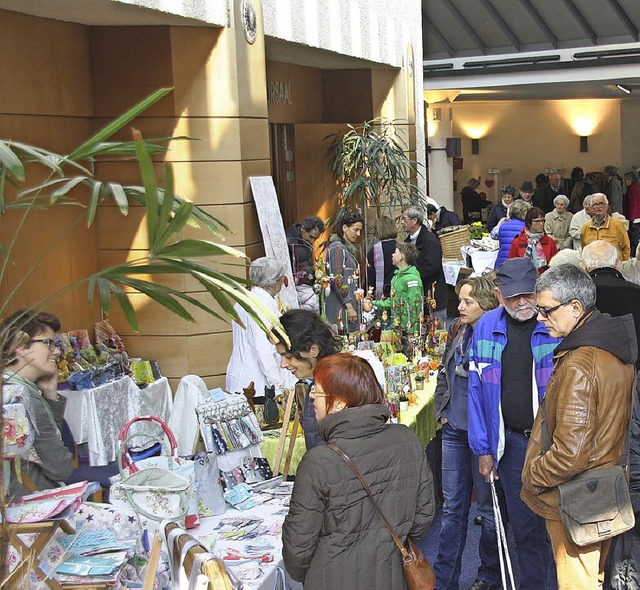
[471,138,480,155]
[580,136,588,153]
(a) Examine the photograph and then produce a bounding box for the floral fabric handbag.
[110,416,192,525]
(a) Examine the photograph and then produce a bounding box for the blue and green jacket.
[468,306,560,467]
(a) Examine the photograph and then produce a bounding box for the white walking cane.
[490,472,516,590]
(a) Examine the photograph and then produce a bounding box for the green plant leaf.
[132,129,160,250]
[50,176,89,203]
[156,239,247,260]
[67,87,173,161]
[112,288,139,332]
[155,200,194,250]
[0,141,25,181]
[159,164,175,229]
[107,182,129,215]
[87,181,103,226]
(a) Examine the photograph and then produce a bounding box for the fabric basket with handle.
[113,415,190,523]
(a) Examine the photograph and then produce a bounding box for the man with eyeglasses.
[286,216,325,312]
[400,205,447,326]
[580,193,630,260]
[468,258,559,590]
[522,264,636,589]
[1,309,74,496]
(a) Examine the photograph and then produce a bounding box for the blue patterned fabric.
[468,306,559,466]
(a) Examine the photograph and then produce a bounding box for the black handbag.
[541,399,635,547]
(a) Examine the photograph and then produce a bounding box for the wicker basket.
[439,225,471,260]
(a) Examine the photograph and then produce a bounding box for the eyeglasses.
[591,202,607,208]
[309,384,327,397]
[531,218,545,224]
[30,338,59,352]
[534,301,571,318]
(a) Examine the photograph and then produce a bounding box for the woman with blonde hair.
[433,275,502,590]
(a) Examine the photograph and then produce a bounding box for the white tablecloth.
[62,377,173,466]
[461,246,498,273]
[196,497,302,590]
[442,260,467,286]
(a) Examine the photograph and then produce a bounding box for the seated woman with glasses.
[508,206,558,274]
[282,352,435,589]
[1,309,74,497]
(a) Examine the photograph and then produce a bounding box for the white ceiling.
[423,0,640,101]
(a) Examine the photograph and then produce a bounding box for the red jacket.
[508,229,558,273]
[625,182,640,223]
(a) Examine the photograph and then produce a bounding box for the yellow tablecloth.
[259,377,438,475]
[399,378,437,447]
[259,430,307,476]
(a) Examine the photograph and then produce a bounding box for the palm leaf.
[67,87,173,161]
[0,141,25,181]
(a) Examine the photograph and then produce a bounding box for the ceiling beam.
[422,15,455,58]
[517,0,558,49]
[477,0,522,52]
[560,0,597,45]
[441,0,487,55]
[607,0,639,41]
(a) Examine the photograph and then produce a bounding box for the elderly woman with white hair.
[226,257,296,395]
[544,194,573,250]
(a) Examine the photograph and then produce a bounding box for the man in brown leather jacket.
[522,264,637,589]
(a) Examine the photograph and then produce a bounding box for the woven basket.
[439,225,471,260]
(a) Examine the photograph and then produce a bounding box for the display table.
[461,245,498,273]
[259,378,438,475]
[62,377,173,466]
[195,492,302,590]
[259,431,307,476]
[399,378,437,447]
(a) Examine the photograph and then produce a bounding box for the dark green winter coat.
[282,404,435,589]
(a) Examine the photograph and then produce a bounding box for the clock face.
[242,0,258,45]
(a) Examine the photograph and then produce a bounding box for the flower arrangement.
[469,221,486,239]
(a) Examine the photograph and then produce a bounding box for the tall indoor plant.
[324,117,428,224]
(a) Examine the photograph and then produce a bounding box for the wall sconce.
[580,136,588,153]
[471,138,480,155]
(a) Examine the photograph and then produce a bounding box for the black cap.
[520,181,534,192]
[496,258,537,298]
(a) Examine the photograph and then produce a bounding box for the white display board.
[249,176,299,311]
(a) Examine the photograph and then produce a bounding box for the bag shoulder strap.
[326,443,410,560]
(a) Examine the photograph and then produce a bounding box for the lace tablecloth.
[62,377,173,466]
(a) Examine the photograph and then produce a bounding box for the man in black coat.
[582,239,640,369]
[400,205,447,324]
[533,172,563,214]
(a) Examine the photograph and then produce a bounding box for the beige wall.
[0,11,99,331]
[449,99,623,210]
[266,62,323,123]
[91,0,270,390]
[0,5,270,391]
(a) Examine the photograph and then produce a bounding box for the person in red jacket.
[624,171,640,255]
[508,207,557,273]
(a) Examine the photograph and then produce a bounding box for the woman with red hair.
[282,352,435,589]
